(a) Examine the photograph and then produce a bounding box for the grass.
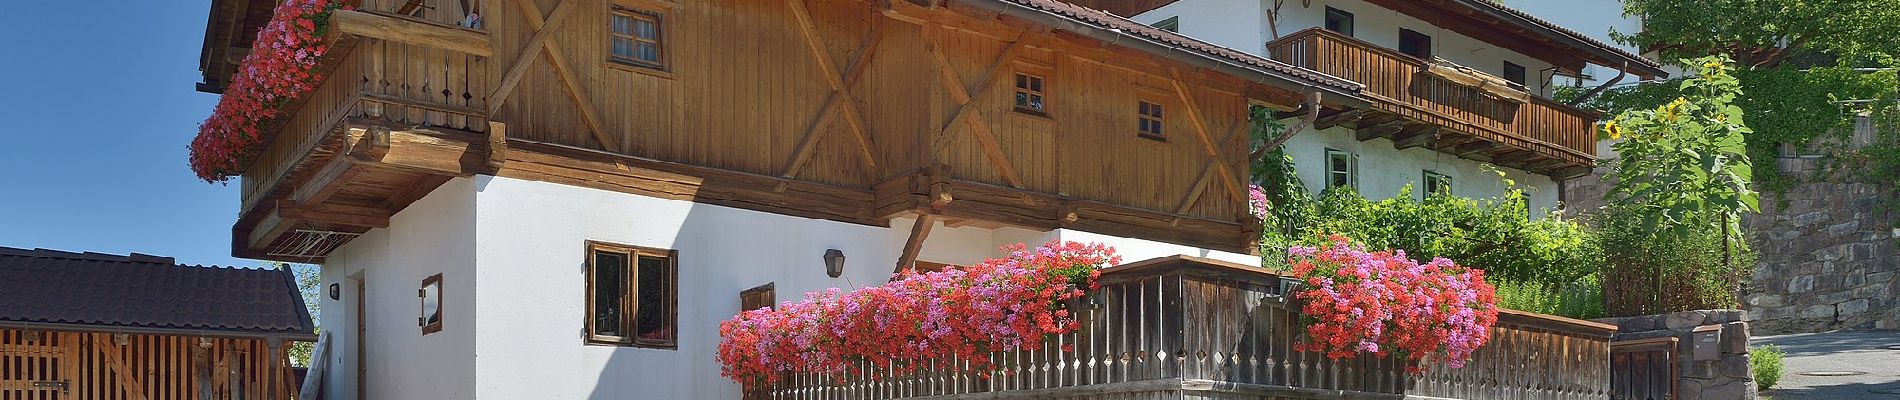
[1493,276,1605,319]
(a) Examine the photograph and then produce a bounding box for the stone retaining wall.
[1739,159,1900,335]
[1597,310,1755,400]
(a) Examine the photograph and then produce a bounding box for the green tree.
[1614,0,1900,68]
[284,263,321,367]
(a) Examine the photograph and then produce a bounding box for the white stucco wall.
[1137,0,1560,96]
[1283,125,1561,215]
[316,177,479,400]
[455,175,1256,399]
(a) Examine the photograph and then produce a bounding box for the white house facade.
[1120,0,1668,212]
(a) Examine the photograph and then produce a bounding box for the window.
[419,273,443,335]
[1503,61,1527,87]
[1325,149,1358,191]
[1150,16,1180,32]
[586,242,677,348]
[1399,29,1431,59]
[1423,170,1453,197]
[1137,100,1165,140]
[609,6,665,69]
[1324,7,1354,36]
[1014,72,1047,114]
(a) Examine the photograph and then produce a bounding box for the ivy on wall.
[1567,67,1899,197]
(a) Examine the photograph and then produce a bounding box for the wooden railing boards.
[0,328,294,400]
[237,11,490,215]
[1265,28,1599,164]
[770,256,1616,400]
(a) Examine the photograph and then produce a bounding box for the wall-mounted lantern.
[824,249,846,278]
[328,283,341,300]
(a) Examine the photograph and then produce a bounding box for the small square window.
[1324,7,1354,36]
[1014,72,1047,114]
[609,7,665,69]
[1423,170,1453,197]
[1150,16,1180,33]
[1138,100,1165,140]
[1325,149,1358,191]
[419,273,443,335]
[1399,29,1432,59]
[1503,61,1528,88]
[586,242,677,348]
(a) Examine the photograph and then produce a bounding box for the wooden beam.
[331,10,492,56]
[1313,109,1362,130]
[893,214,938,275]
[485,121,508,170]
[1391,125,1440,150]
[1167,68,1248,205]
[344,124,483,176]
[1455,141,1500,157]
[92,338,150,400]
[488,0,576,115]
[778,12,885,186]
[278,202,394,228]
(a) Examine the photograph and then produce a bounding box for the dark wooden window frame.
[1137,99,1166,141]
[607,3,668,71]
[1323,7,1354,37]
[1399,28,1432,60]
[1325,148,1358,191]
[420,273,444,335]
[1013,70,1049,116]
[1423,170,1453,197]
[1503,61,1528,88]
[585,241,679,349]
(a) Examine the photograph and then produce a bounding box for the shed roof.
[0,247,316,339]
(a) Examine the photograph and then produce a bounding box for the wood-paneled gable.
[217,0,1329,260]
[485,0,1262,225]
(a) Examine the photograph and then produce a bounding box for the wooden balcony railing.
[237,11,490,214]
[771,257,1615,400]
[1266,28,1599,163]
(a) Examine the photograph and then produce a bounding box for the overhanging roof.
[0,247,316,340]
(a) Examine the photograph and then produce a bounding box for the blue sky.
[0,2,251,267]
[0,1,1641,268]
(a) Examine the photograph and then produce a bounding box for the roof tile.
[0,246,315,337]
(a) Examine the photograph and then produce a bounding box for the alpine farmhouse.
[1081,0,1665,211]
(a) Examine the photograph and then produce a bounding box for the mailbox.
[1691,324,1722,360]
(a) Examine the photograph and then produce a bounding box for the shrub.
[1494,276,1605,319]
[1752,344,1786,391]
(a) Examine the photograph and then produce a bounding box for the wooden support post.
[893,214,937,276]
[486,121,508,171]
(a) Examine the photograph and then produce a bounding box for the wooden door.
[1611,337,1679,400]
[355,278,368,400]
[0,330,73,399]
[739,283,775,400]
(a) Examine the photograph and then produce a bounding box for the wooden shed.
[0,247,316,400]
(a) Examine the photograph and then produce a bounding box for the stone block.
[1684,359,1720,379]
[1721,321,1750,354]
[1747,294,1784,307]
[1712,310,1746,323]
[1816,290,1853,305]
[1871,271,1897,284]
[1800,304,1836,319]
[1847,269,1867,287]
[1721,354,1752,379]
[1795,211,1828,227]
[1699,380,1751,400]
[1666,311,1711,330]
[1839,299,1871,316]
[1827,220,1860,236]
[1853,283,1890,299]
[1679,379,1705,400]
[1788,275,1816,293]
[1854,243,1875,261]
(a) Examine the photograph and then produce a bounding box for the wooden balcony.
[1267,28,1599,178]
[771,256,1616,400]
[233,10,494,261]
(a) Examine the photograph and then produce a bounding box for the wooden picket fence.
[770,257,1618,400]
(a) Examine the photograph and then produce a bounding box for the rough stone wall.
[1740,158,1900,335]
[1562,154,1900,335]
[1597,310,1756,400]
